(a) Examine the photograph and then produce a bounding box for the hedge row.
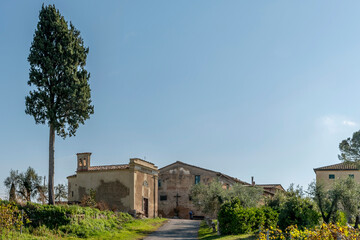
[0,200,133,230]
[218,198,278,235]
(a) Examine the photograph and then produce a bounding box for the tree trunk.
[48,124,55,205]
[355,215,360,229]
[27,190,31,202]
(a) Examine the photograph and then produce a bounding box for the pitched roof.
[159,161,250,185]
[313,162,358,172]
[256,184,285,191]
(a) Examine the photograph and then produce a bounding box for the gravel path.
[144,219,201,240]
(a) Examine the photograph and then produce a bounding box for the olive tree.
[55,183,68,202]
[190,180,263,218]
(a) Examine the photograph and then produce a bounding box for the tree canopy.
[55,184,68,202]
[190,179,263,218]
[4,167,42,202]
[339,130,360,163]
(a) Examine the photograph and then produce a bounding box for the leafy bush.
[21,202,71,228]
[277,194,320,230]
[9,201,132,230]
[0,202,26,234]
[259,223,360,240]
[265,191,287,213]
[0,200,137,238]
[218,198,278,235]
[80,189,97,208]
[260,206,279,229]
[335,211,347,226]
[190,180,263,218]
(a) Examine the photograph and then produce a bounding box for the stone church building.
[157,161,250,219]
[67,153,158,218]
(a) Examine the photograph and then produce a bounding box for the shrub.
[335,211,347,226]
[265,191,287,213]
[0,200,135,238]
[277,195,320,231]
[259,223,360,240]
[80,189,97,208]
[218,198,278,235]
[21,202,72,228]
[261,206,279,229]
[96,201,110,211]
[0,202,26,234]
[16,201,131,229]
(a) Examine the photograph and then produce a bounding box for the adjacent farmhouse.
[158,161,249,219]
[314,162,359,190]
[67,153,159,218]
[157,161,285,219]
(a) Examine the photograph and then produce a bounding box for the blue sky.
[1,1,360,198]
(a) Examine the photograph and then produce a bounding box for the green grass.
[3,218,167,240]
[0,201,167,239]
[198,221,256,240]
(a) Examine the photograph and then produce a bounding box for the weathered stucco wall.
[68,170,133,212]
[315,170,360,190]
[158,162,236,219]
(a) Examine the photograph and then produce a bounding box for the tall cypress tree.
[25,5,94,205]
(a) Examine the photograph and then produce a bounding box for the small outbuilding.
[67,152,158,218]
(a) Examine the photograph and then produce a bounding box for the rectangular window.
[72,191,74,197]
[189,195,192,201]
[195,175,201,184]
[329,174,335,179]
[158,179,162,188]
[349,174,355,178]
[160,195,167,201]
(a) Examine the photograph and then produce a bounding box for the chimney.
[77,152,92,171]
[251,176,255,186]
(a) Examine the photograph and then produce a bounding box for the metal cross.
[174,193,181,207]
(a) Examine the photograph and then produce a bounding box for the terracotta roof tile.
[314,162,358,171]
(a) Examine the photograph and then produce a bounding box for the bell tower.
[77,152,92,171]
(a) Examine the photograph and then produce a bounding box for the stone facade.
[158,161,249,219]
[67,153,158,218]
[314,162,359,190]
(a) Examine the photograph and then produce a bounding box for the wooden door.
[144,198,149,217]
